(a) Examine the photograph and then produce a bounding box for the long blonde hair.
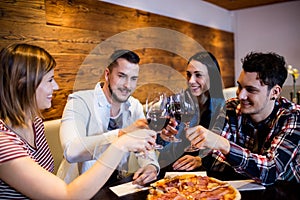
[0,43,56,127]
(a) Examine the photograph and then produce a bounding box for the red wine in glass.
[146,110,168,149]
[146,91,181,145]
[179,91,198,152]
[181,112,194,124]
[147,112,170,132]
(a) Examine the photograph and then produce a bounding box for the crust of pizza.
[147,175,241,200]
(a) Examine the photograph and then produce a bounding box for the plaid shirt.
[212,96,300,185]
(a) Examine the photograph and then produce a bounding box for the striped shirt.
[212,96,300,185]
[0,117,54,199]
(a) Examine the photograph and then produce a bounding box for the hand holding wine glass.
[146,92,172,145]
[134,92,169,160]
[171,91,194,125]
[185,125,225,158]
[147,92,182,143]
[174,89,199,152]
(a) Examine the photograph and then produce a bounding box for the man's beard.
[108,83,130,103]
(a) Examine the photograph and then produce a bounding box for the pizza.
[147,174,240,200]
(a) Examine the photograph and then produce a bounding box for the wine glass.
[145,92,171,146]
[133,92,168,160]
[163,95,183,142]
[174,89,199,152]
[147,91,184,143]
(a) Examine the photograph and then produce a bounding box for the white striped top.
[0,117,54,199]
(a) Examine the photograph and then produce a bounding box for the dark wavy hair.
[241,52,287,90]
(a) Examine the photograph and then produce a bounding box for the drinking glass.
[134,92,168,160]
[147,91,186,143]
[145,92,171,146]
[173,89,199,152]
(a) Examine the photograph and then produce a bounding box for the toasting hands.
[159,117,179,141]
[118,119,149,137]
[185,125,230,155]
[116,129,157,153]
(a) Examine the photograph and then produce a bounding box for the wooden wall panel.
[0,0,234,120]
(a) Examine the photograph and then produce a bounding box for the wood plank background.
[0,0,234,120]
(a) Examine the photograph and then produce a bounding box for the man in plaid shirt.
[186,52,300,185]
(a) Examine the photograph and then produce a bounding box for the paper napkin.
[227,180,266,191]
[109,181,149,197]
